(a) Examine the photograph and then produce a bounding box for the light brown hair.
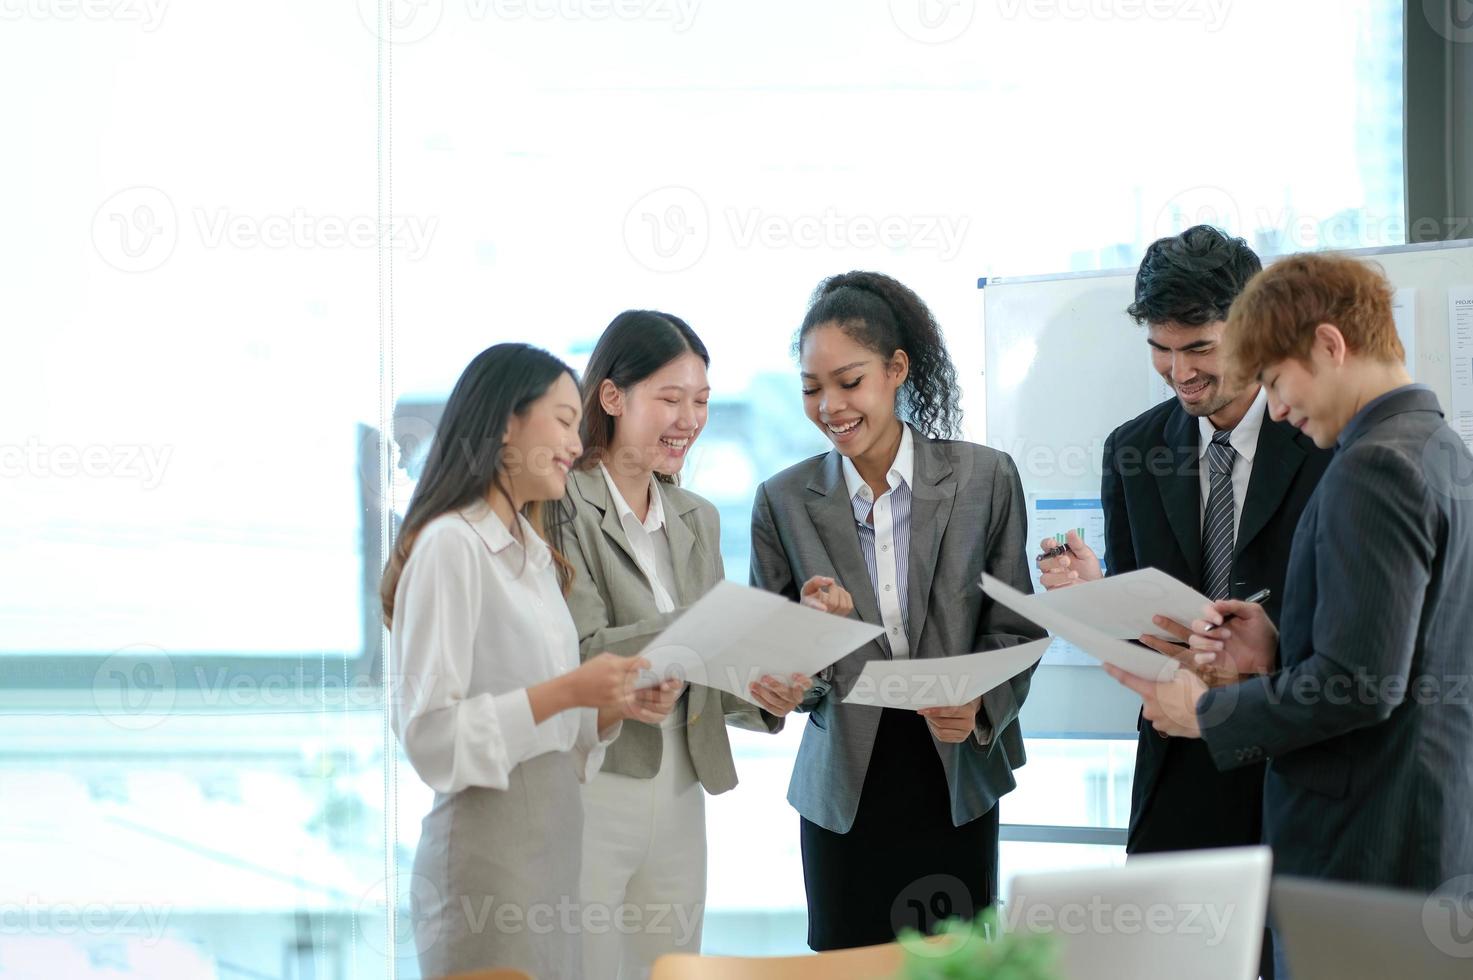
[1223,252,1404,387]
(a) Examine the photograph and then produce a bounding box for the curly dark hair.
[795,270,962,440]
[1126,225,1263,327]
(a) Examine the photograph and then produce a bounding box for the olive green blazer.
[560,466,780,795]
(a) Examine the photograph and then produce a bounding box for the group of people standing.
[382,270,1040,978]
[1040,229,1473,979]
[381,229,1473,980]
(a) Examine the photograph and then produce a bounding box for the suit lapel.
[574,467,641,570]
[659,482,701,606]
[1237,413,1306,559]
[906,433,955,653]
[803,452,884,640]
[1158,405,1203,586]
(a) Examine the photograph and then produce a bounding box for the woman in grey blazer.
[556,311,817,980]
[749,272,1045,951]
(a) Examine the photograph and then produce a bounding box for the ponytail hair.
[796,270,962,439]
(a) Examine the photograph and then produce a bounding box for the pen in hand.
[1035,541,1073,563]
[1202,587,1271,632]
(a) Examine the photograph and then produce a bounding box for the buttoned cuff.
[1198,687,1267,770]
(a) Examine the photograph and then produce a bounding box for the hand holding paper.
[1023,567,1217,640]
[919,698,983,743]
[979,573,1179,681]
[747,672,814,716]
[1104,663,1208,739]
[636,581,884,707]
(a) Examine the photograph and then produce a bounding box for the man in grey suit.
[1108,253,1473,976]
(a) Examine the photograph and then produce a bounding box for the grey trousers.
[412,750,585,979]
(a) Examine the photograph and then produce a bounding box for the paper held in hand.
[979,573,1180,682]
[841,636,1051,709]
[1029,567,1216,640]
[636,580,885,707]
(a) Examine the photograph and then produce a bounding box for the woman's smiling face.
[799,322,908,458]
[604,350,710,479]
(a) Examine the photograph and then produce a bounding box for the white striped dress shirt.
[841,424,915,658]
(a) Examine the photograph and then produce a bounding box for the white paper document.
[980,573,1179,681]
[841,636,1051,709]
[1022,566,1214,640]
[1450,285,1473,454]
[636,580,884,706]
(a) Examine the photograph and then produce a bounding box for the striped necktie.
[1201,428,1237,601]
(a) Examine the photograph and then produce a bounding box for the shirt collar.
[1198,386,1267,464]
[458,498,551,570]
[841,422,915,502]
[598,462,665,534]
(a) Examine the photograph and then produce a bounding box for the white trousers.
[580,723,707,980]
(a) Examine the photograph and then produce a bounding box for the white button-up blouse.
[390,499,619,795]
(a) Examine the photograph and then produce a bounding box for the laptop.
[1007,846,1271,980]
[1272,875,1473,979]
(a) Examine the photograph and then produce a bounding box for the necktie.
[1201,428,1237,601]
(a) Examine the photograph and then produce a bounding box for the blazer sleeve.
[973,452,1049,741]
[750,480,830,713]
[1200,446,1437,766]
[1100,428,1136,576]
[561,516,681,661]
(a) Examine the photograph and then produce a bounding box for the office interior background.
[3,0,1470,977]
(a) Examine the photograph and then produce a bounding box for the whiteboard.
[982,239,1473,737]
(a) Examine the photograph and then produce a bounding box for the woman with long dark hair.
[749,272,1045,950]
[557,311,819,978]
[382,342,681,978]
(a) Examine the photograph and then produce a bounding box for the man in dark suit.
[1040,227,1332,978]
[1110,251,1473,980]
[1041,226,1331,860]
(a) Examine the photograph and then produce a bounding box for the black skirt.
[799,707,999,951]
